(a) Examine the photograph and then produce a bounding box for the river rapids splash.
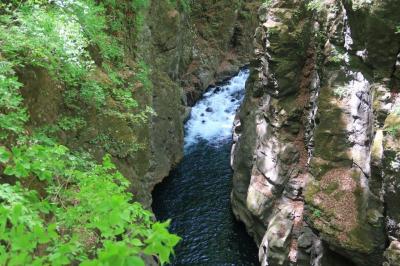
[184,69,250,148]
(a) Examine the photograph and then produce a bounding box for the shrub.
[0,144,180,265]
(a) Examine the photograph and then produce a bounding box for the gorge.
[0,0,399,265]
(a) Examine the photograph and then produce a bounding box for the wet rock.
[214,87,222,93]
[183,107,192,123]
[384,241,400,266]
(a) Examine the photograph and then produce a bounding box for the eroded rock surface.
[231,0,400,265]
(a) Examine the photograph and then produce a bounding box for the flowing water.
[152,69,259,265]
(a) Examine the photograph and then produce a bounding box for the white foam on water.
[184,69,250,148]
[343,8,356,64]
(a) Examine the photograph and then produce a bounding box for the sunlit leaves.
[3,144,68,181]
[0,147,180,265]
[144,220,181,265]
[306,0,324,12]
[0,0,179,264]
[0,146,11,163]
[0,61,28,139]
[80,241,145,266]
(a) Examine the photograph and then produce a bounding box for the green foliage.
[113,88,139,109]
[56,116,87,132]
[0,146,11,163]
[0,184,59,266]
[352,0,373,11]
[386,124,400,137]
[263,0,273,7]
[130,0,151,32]
[0,4,91,77]
[333,86,349,99]
[34,116,87,137]
[328,54,345,64]
[68,0,123,62]
[168,0,191,13]
[80,80,107,108]
[90,133,143,157]
[179,0,191,13]
[0,145,180,265]
[310,206,322,218]
[0,0,149,112]
[3,144,68,181]
[306,0,324,12]
[327,46,346,64]
[325,181,339,195]
[132,0,151,11]
[313,209,322,218]
[135,60,153,92]
[0,1,177,265]
[0,61,28,139]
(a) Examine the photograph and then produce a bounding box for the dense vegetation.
[0,0,183,265]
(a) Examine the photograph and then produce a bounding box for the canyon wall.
[17,0,261,208]
[231,0,400,265]
[138,0,261,206]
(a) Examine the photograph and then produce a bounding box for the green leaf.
[33,225,50,244]
[47,223,59,240]
[0,245,9,265]
[0,146,10,163]
[14,161,30,178]
[126,256,145,266]
[131,238,143,247]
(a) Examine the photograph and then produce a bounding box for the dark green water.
[152,140,258,265]
[152,70,258,265]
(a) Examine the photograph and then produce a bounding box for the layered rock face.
[231,0,400,265]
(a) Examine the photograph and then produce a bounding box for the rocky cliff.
[138,0,261,206]
[231,0,400,265]
[16,0,261,208]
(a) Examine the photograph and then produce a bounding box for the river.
[152,69,259,265]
